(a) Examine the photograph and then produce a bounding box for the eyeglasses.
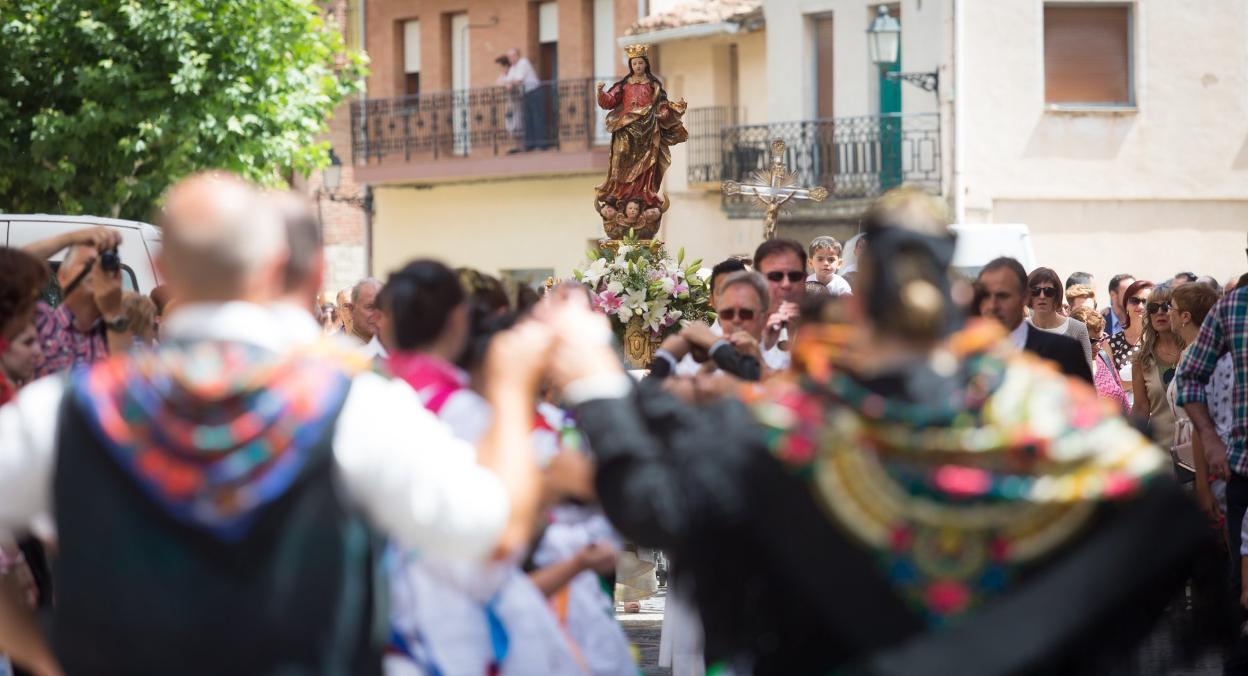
[1147,302,1171,315]
[1030,286,1058,299]
[1092,335,1108,344]
[718,308,757,321]
[765,271,806,283]
[1127,296,1149,306]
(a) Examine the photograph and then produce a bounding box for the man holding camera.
[24,227,133,378]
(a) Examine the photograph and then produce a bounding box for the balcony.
[350,77,610,184]
[690,113,942,220]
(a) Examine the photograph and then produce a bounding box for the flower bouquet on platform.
[572,232,713,368]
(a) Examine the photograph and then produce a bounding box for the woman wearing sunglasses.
[1168,283,1227,520]
[1129,285,1186,473]
[1109,279,1154,394]
[1025,267,1093,370]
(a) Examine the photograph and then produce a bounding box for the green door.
[878,52,903,191]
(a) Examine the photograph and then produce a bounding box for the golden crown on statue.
[624,44,649,60]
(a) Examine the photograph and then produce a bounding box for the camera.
[99,248,121,273]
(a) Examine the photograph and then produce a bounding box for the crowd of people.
[0,174,1244,675]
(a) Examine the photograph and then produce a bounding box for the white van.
[949,224,1036,278]
[2,215,163,295]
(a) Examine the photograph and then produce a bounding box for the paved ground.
[617,588,670,676]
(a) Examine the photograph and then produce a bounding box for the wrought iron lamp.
[321,148,373,214]
[867,6,938,95]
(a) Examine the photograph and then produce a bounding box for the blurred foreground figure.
[548,187,1211,675]
[0,174,545,675]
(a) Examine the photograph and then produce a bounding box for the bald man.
[0,173,550,674]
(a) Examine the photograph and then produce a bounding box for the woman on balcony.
[595,44,688,212]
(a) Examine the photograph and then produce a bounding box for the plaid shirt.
[1176,287,1248,475]
[33,301,109,379]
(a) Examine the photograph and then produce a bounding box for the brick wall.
[364,0,637,98]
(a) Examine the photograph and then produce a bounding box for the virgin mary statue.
[595,44,688,211]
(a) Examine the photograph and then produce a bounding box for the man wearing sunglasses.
[649,271,767,382]
[977,257,1093,384]
[755,239,809,372]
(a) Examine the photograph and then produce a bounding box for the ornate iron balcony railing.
[350,77,611,164]
[684,105,739,185]
[712,113,942,218]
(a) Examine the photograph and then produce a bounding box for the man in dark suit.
[978,257,1093,384]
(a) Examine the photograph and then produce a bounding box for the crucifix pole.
[722,139,828,240]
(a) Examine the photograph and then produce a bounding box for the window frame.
[1042,1,1137,112]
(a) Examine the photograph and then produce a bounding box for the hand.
[577,541,618,576]
[679,322,719,351]
[1195,480,1223,524]
[728,331,763,364]
[75,226,121,253]
[1204,431,1230,481]
[658,334,691,360]
[484,320,557,398]
[537,295,622,388]
[691,370,742,402]
[596,82,605,92]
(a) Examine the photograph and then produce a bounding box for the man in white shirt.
[0,173,548,674]
[505,47,554,152]
[345,277,387,359]
[756,239,808,372]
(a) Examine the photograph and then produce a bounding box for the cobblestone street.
[617,588,670,676]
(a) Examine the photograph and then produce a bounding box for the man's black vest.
[51,385,386,675]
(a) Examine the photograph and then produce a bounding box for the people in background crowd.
[1110,279,1154,388]
[651,271,768,383]
[1066,283,1096,314]
[977,257,1092,383]
[334,287,353,335]
[1103,273,1136,337]
[1065,271,1094,291]
[1129,284,1184,466]
[346,277,385,359]
[1174,271,1198,287]
[22,227,134,378]
[120,291,158,348]
[1168,283,1226,519]
[1026,267,1093,370]
[755,238,807,372]
[806,236,852,296]
[1071,307,1128,412]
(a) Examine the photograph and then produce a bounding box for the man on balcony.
[504,47,553,152]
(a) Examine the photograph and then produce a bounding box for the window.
[538,1,558,81]
[403,20,421,96]
[1044,5,1132,106]
[813,15,834,119]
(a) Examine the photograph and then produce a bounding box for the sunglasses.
[765,271,806,283]
[1127,296,1149,306]
[718,307,757,321]
[1030,286,1058,299]
[1092,335,1108,344]
[1147,302,1171,315]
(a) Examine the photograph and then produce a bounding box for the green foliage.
[0,0,367,220]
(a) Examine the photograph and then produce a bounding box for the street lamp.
[866,6,938,95]
[320,147,372,215]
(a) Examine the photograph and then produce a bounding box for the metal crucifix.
[722,138,828,240]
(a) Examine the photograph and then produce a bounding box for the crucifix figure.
[722,138,828,240]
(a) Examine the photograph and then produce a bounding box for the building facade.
[766,0,1248,286]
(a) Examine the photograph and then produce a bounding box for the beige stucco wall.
[372,173,760,282]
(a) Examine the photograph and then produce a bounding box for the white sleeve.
[438,389,493,447]
[333,372,509,562]
[0,376,64,539]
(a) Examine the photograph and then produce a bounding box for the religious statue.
[594,44,687,239]
[598,194,669,240]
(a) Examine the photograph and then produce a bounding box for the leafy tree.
[0,0,366,220]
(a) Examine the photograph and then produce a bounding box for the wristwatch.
[103,315,131,333]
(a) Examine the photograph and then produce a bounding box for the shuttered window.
[1044,5,1132,106]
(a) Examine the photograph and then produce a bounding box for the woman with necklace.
[1110,279,1154,397]
[1130,285,1186,474]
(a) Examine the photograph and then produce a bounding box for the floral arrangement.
[572,233,714,340]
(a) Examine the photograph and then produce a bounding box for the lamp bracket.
[885,70,939,95]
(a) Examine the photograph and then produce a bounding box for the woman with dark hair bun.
[543,185,1211,674]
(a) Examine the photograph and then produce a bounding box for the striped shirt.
[33,301,108,379]
[1175,287,1248,475]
